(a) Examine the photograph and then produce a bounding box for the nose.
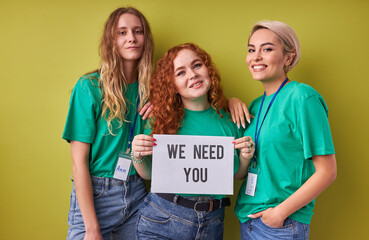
[253,51,262,61]
[188,69,198,79]
[127,31,137,43]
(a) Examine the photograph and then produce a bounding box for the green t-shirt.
[62,72,146,177]
[235,81,335,224]
[145,107,244,199]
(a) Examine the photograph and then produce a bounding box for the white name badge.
[245,171,258,196]
[113,155,131,181]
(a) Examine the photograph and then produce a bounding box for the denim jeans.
[67,175,147,240]
[136,192,225,240]
[240,217,310,240]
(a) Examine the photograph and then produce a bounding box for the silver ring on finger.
[138,152,142,158]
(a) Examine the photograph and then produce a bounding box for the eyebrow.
[116,26,143,30]
[248,42,276,47]
[174,59,202,73]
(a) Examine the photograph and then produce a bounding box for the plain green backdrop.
[1,0,368,239]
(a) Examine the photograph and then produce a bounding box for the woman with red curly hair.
[131,43,255,239]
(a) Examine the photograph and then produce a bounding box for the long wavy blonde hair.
[97,7,153,134]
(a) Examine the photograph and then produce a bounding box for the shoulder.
[287,81,329,113]
[73,72,102,99]
[75,72,100,90]
[249,95,264,112]
[219,108,229,117]
[287,81,323,101]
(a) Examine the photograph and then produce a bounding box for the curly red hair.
[150,43,228,134]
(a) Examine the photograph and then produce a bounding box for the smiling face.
[172,49,211,110]
[115,13,145,63]
[246,29,293,84]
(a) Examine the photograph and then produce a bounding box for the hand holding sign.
[132,134,156,160]
[233,136,255,160]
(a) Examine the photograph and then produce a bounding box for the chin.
[251,75,265,81]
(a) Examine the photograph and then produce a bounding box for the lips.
[126,46,139,50]
[189,80,203,88]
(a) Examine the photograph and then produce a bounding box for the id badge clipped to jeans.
[113,152,132,181]
[245,166,260,197]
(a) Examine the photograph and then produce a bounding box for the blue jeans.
[67,175,147,240]
[240,217,310,240]
[136,192,225,240]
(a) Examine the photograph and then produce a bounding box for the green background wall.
[1,0,368,239]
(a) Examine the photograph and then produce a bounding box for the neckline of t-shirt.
[264,80,296,99]
[184,106,213,114]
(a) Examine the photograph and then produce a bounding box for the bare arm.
[249,154,337,227]
[131,134,155,180]
[70,141,103,240]
[233,136,255,180]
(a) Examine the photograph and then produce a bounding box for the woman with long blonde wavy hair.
[62,7,153,240]
[130,43,255,240]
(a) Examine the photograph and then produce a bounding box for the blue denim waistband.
[89,175,142,186]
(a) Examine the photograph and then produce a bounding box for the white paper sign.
[151,134,234,195]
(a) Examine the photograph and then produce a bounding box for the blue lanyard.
[252,78,289,167]
[126,92,140,153]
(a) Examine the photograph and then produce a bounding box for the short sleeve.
[143,119,153,136]
[297,94,335,159]
[62,79,101,143]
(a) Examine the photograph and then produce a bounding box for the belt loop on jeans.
[173,195,179,204]
[209,200,214,212]
[104,178,109,191]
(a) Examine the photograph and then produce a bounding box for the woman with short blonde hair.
[235,20,336,240]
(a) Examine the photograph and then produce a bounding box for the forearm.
[274,154,337,219]
[73,165,100,232]
[70,141,100,234]
[235,155,251,180]
[132,156,152,180]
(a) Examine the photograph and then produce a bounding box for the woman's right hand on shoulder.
[139,101,154,120]
[132,134,156,160]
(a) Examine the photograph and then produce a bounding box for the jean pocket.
[259,217,294,230]
[140,204,172,224]
[92,184,104,198]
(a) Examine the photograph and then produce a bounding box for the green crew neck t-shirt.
[63,72,146,177]
[235,81,335,224]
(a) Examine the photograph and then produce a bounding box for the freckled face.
[172,49,211,106]
[115,13,145,63]
[246,29,291,83]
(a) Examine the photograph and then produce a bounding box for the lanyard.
[252,78,289,167]
[125,92,140,154]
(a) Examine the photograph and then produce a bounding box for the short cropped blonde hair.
[249,20,300,72]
